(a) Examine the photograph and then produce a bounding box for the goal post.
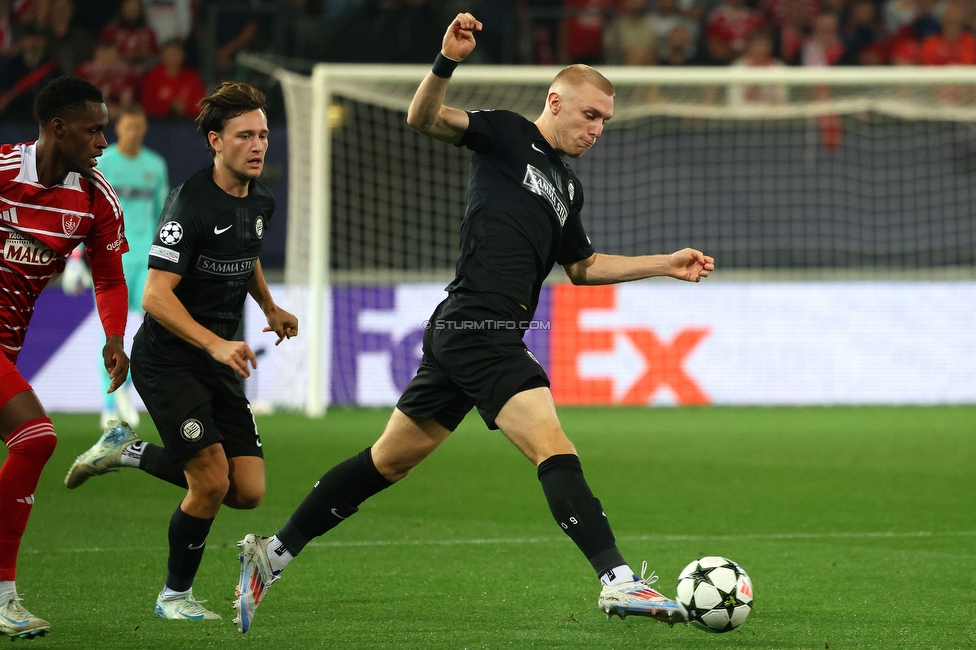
[239,57,976,415]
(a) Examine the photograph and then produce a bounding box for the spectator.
[0,24,59,119]
[140,37,206,119]
[98,0,159,72]
[802,12,846,64]
[75,40,140,120]
[729,27,788,104]
[660,22,697,64]
[603,0,658,65]
[909,0,942,39]
[890,34,921,61]
[678,0,705,23]
[706,0,766,64]
[772,0,810,64]
[45,0,94,75]
[652,0,699,63]
[145,0,196,44]
[531,20,558,63]
[883,0,917,34]
[844,0,888,64]
[889,0,942,62]
[196,0,259,76]
[526,0,563,64]
[920,1,976,64]
[762,0,821,28]
[558,0,619,64]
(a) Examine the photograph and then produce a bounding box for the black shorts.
[396,291,549,431]
[130,322,263,463]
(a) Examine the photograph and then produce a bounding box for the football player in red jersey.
[0,76,129,640]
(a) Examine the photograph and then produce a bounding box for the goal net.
[241,60,976,415]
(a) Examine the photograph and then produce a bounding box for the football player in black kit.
[65,82,298,621]
[232,13,714,633]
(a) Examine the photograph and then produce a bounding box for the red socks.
[0,418,56,581]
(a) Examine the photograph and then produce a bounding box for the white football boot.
[154,590,221,620]
[64,420,139,488]
[233,534,280,633]
[0,593,50,640]
[598,562,688,626]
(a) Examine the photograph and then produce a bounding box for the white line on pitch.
[307,529,976,548]
[23,530,976,555]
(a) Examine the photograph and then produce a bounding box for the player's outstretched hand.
[103,334,130,393]
[263,305,298,346]
[210,339,258,378]
[442,13,482,62]
[668,248,715,282]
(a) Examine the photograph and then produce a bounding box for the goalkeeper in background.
[233,13,714,633]
[62,105,169,429]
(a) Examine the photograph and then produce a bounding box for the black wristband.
[432,52,460,79]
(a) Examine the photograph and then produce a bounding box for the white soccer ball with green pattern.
[675,556,753,632]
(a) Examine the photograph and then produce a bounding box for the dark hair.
[195,82,267,157]
[33,75,104,125]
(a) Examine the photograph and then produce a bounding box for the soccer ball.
[675,556,753,632]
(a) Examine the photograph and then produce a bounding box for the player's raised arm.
[405,13,481,144]
[563,248,715,285]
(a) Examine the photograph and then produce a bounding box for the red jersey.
[920,33,976,65]
[563,0,619,60]
[0,142,129,361]
[75,59,142,107]
[707,5,765,54]
[98,22,159,68]
[139,64,206,119]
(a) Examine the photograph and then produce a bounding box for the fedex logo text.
[331,287,445,406]
[549,285,710,406]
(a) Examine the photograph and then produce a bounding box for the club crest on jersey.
[159,221,183,245]
[568,181,575,202]
[62,213,81,236]
[181,418,204,442]
[3,232,55,266]
[255,216,264,239]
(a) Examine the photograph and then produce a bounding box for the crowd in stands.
[2,0,975,120]
[533,0,976,67]
[0,0,240,121]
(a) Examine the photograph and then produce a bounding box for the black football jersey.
[448,109,595,319]
[147,165,274,334]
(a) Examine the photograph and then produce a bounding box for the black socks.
[138,443,188,489]
[537,454,626,576]
[165,507,214,592]
[276,447,392,556]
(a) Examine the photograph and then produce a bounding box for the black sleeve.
[557,202,596,266]
[147,186,205,276]
[458,109,523,153]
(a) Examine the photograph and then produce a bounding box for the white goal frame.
[238,57,976,416]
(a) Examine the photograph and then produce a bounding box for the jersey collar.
[17,143,83,190]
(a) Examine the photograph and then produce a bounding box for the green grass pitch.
[11,406,976,649]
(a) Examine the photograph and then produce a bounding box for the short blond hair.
[550,64,614,97]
